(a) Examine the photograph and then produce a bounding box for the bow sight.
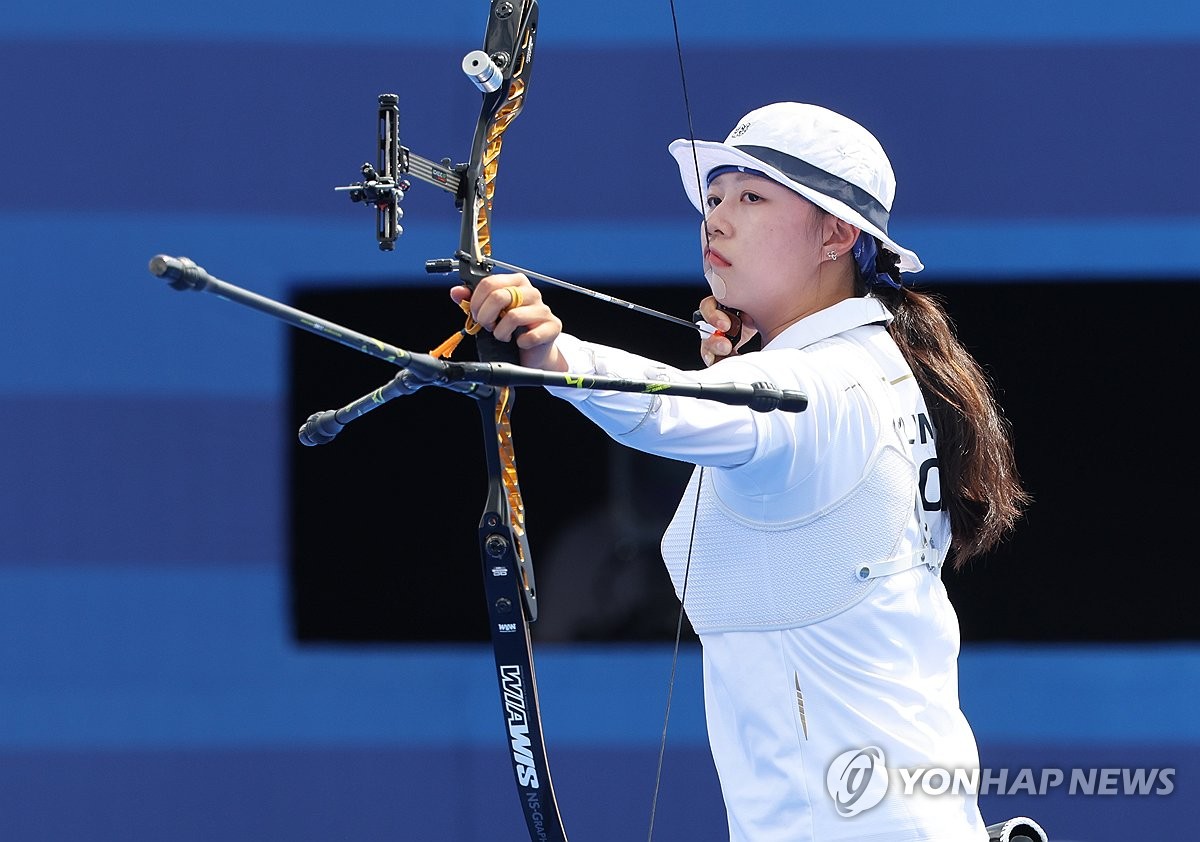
[335,92,467,251]
[335,47,516,251]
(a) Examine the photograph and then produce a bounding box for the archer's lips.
[705,247,731,268]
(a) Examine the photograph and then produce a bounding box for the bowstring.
[647,3,708,839]
[668,0,712,257]
[646,466,703,841]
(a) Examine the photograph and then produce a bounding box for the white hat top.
[669,102,922,273]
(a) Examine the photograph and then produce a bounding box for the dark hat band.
[733,144,890,234]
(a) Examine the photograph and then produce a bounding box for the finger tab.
[719,305,743,347]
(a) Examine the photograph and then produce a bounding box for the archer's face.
[700,172,830,335]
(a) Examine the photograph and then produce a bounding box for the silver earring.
[826,250,838,261]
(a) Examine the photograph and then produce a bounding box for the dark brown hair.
[857,245,1031,568]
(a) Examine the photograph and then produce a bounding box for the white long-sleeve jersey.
[549,296,988,841]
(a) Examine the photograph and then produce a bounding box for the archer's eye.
[705,194,721,210]
[743,191,763,203]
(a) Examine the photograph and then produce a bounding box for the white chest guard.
[660,344,946,635]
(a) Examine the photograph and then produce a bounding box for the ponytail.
[858,246,1031,568]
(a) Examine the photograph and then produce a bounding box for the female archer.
[452,101,1029,841]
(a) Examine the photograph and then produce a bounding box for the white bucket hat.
[669,102,922,273]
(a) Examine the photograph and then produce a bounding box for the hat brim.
[669,139,923,273]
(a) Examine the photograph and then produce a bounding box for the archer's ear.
[824,217,861,255]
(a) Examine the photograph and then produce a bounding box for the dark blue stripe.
[0,745,727,842]
[0,396,282,564]
[0,744,1191,841]
[1,41,1195,220]
[733,144,892,231]
[0,562,1194,744]
[3,0,1199,42]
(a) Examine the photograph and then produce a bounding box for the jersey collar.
[762,295,893,352]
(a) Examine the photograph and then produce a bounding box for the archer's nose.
[704,215,724,240]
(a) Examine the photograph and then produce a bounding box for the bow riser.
[458,1,538,294]
[458,5,564,842]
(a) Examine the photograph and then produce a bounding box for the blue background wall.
[1,2,1197,839]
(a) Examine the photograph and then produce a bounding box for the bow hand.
[450,274,566,372]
